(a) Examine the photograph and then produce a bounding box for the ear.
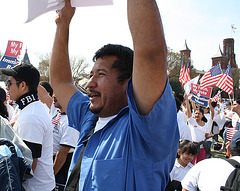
[177,149,181,156]
[19,81,28,91]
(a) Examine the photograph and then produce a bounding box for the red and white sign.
[5,41,23,58]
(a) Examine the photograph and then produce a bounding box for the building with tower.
[212,38,237,70]
[180,40,191,62]
[21,48,31,65]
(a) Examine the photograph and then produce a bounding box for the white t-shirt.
[51,112,80,155]
[50,104,80,155]
[232,112,239,128]
[188,117,208,143]
[182,156,240,191]
[13,101,55,191]
[225,109,233,122]
[170,159,193,182]
[178,110,188,124]
[204,113,213,141]
[178,120,192,141]
[94,115,117,133]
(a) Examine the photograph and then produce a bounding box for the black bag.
[65,128,94,191]
[220,159,240,191]
[165,179,182,191]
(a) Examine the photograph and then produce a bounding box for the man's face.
[53,94,62,109]
[87,56,128,117]
[5,77,22,101]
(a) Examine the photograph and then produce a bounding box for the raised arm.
[37,85,53,109]
[184,94,192,119]
[128,0,167,115]
[208,99,214,120]
[49,0,78,113]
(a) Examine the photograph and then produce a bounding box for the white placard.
[26,0,113,23]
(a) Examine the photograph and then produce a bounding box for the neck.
[16,91,39,110]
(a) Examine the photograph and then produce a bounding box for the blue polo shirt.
[67,79,179,191]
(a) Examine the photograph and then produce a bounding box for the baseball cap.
[230,131,240,149]
[0,63,40,89]
[0,87,6,102]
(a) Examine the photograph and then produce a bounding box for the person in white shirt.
[184,94,214,164]
[38,82,79,191]
[0,64,55,191]
[174,92,192,141]
[182,130,240,191]
[165,140,197,191]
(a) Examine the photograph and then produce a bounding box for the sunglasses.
[5,80,20,88]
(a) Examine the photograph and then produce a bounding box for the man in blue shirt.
[50,0,179,190]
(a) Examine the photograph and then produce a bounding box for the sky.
[0,0,239,73]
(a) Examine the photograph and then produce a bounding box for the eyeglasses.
[5,80,20,88]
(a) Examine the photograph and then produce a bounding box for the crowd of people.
[172,91,240,190]
[0,0,240,190]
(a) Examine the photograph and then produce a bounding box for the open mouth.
[88,90,101,100]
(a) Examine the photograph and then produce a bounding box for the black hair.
[229,146,240,156]
[93,44,134,84]
[14,76,39,92]
[236,98,240,105]
[40,81,53,97]
[195,107,208,123]
[0,101,8,119]
[211,101,217,108]
[174,93,183,112]
[177,140,197,158]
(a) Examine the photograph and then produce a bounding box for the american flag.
[210,90,221,102]
[179,55,185,85]
[200,63,223,89]
[52,112,62,126]
[183,60,191,85]
[226,127,238,142]
[216,63,233,95]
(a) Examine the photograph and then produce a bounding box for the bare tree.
[38,53,51,81]
[38,53,89,82]
[70,56,89,82]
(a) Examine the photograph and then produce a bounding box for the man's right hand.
[55,0,75,25]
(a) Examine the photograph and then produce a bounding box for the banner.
[191,83,212,107]
[0,41,23,68]
[26,0,113,22]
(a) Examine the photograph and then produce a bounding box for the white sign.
[26,0,113,23]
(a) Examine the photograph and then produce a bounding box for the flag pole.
[228,93,233,106]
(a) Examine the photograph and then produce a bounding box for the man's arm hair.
[128,0,167,115]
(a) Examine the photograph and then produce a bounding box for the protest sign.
[191,83,212,107]
[0,41,23,69]
[26,0,113,22]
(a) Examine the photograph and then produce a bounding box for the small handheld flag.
[216,63,233,95]
[200,63,223,89]
[179,55,185,85]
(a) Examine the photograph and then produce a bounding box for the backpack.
[220,159,240,191]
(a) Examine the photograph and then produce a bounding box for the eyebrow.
[90,68,109,74]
